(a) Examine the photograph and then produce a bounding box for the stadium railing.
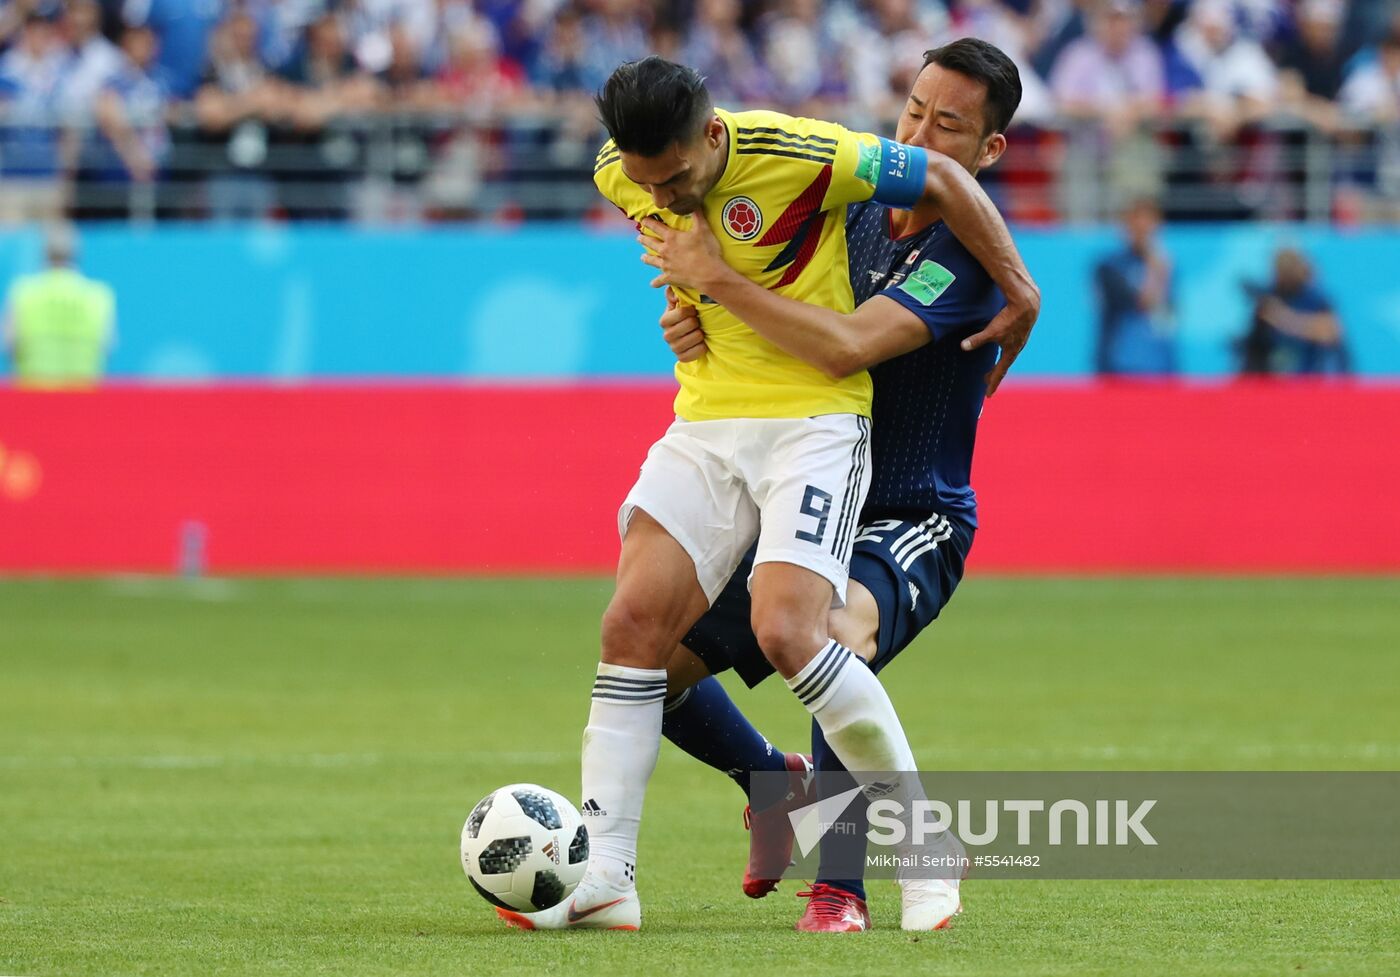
[0,110,1395,224]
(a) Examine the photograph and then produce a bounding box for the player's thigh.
[663,645,712,697]
[828,578,881,662]
[848,513,975,674]
[620,418,760,606]
[743,414,872,609]
[604,509,713,668]
[681,546,778,690]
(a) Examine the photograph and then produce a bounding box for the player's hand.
[637,214,728,292]
[960,285,1040,397]
[659,289,706,363]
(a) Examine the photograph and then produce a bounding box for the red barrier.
[1,383,1396,573]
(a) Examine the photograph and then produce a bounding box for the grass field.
[2,576,1398,977]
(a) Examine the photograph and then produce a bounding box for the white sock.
[580,662,666,890]
[788,640,934,870]
[788,639,916,772]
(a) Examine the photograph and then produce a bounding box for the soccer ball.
[461,783,589,913]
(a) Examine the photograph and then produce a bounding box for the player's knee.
[752,609,826,679]
[599,597,670,668]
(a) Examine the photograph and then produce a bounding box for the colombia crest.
[721,196,763,241]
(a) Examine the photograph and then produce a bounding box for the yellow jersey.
[594,108,924,422]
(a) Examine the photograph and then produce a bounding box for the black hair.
[922,38,1023,136]
[595,57,713,157]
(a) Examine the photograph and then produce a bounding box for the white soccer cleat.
[495,873,642,931]
[898,830,967,931]
[898,877,961,931]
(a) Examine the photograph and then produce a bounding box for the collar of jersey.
[885,207,944,244]
[707,107,742,199]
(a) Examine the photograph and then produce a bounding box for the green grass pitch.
[2,576,1398,976]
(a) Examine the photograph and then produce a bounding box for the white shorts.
[618,414,872,607]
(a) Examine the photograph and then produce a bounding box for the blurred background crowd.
[2,0,1400,222]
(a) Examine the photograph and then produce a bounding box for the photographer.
[1238,248,1349,376]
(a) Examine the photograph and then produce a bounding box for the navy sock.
[812,718,869,903]
[662,676,785,798]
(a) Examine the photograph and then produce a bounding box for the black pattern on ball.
[567,824,589,865]
[512,789,562,829]
[465,792,494,840]
[531,870,565,910]
[477,836,532,875]
[468,875,512,910]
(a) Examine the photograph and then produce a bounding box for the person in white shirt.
[1172,0,1278,138]
[58,0,124,120]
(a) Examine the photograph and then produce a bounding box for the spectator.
[1339,0,1397,63]
[579,0,650,94]
[680,0,766,106]
[759,0,846,112]
[194,8,295,219]
[532,4,591,97]
[1050,0,1166,215]
[1169,0,1278,137]
[375,20,432,103]
[843,0,944,120]
[122,0,223,99]
[1033,0,1093,79]
[432,15,528,110]
[469,0,547,74]
[1093,197,1177,375]
[1339,23,1400,123]
[1275,0,1345,133]
[1239,247,1348,375]
[527,4,601,185]
[943,0,1056,125]
[244,0,329,73]
[1338,23,1400,218]
[1277,0,1346,103]
[3,225,115,389]
[58,0,125,121]
[343,0,437,74]
[281,11,378,101]
[1049,0,1164,130]
[93,25,173,186]
[0,9,71,224]
[419,0,478,74]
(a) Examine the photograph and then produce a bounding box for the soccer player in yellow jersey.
[497,57,1038,934]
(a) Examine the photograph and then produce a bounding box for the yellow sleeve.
[802,118,927,212]
[820,124,885,210]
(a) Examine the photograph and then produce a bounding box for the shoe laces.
[795,883,858,921]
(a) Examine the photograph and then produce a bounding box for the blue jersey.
[843,200,1003,526]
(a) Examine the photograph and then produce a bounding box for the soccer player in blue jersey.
[638,38,1028,932]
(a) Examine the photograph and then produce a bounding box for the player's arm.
[830,130,1039,393]
[906,153,1038,392]
[641,218,930,379]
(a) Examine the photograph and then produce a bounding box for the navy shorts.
[683,511,975,687]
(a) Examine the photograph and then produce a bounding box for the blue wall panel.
[1,223,1396,378]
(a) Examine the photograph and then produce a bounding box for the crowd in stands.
[1,0,1398,220]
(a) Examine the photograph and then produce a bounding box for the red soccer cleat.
[741,752,814,898]
[794,883,871,933]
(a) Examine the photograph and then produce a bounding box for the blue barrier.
[1,223,1396,378]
